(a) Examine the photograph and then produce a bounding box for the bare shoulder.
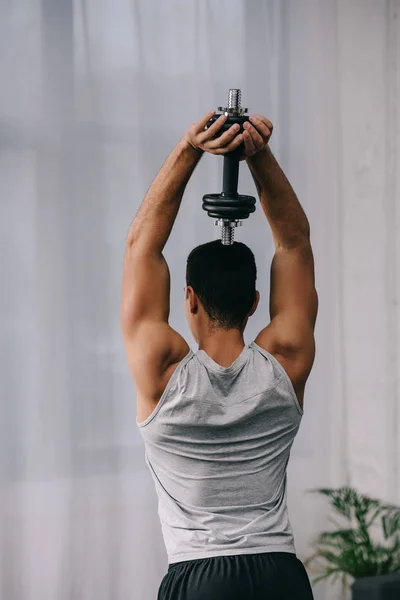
[254,319,316,409]
[123,321,190,423]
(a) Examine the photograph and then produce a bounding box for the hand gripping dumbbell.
[202,89,256,245]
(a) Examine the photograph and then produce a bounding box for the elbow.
[274,216,311,250]
[276,233,311,251]
[299,218,311,242]
[289,221,312,249]
[125,234,138,251]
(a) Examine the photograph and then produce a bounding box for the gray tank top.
[137,341,303,564]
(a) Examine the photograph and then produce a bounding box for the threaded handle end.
[221,224,235,245]
[228,89,241,109]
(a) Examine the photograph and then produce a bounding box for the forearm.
[127,138,203,253]
[247,146,310,249]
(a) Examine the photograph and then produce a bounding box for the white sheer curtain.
[1,1,399,599]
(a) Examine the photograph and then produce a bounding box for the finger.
[248,116,272,141]
[207,123,241,149]
[199,113,228,140]
[243,121,265,151]
[251,114,273,133]
[214,133,243,155]
[243,130,256,156]
[193,110,217,133]
[253,114,273,130]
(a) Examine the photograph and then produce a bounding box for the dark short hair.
[186,240,257,330]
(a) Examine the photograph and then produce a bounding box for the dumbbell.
[202,89,256,245]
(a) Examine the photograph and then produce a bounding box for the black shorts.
[158,551,314,600]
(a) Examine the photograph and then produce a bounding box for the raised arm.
[120,111,245,421]
[243,116,318,407]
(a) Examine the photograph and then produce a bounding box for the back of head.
[186,240,257,330]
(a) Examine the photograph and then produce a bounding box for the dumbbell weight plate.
[202,193,256,207]
[202,193,256,219]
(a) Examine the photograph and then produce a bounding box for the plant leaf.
[306,486,400,583]
[382,507,400,538]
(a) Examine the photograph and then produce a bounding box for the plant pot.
[352,573,400,599]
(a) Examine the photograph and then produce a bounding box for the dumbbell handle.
[222,146,241,196]
[202,89,256,244]
[206,114,248,197]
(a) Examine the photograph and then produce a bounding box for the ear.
[187,286,198,314]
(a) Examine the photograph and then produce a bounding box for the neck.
[198,327,246,363]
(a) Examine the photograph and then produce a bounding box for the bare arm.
[247,145,311,249]
[121,111,245,417]
[243,118,318,406]
[121,110,245,331]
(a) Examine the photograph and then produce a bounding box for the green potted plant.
[305,487,400,598]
